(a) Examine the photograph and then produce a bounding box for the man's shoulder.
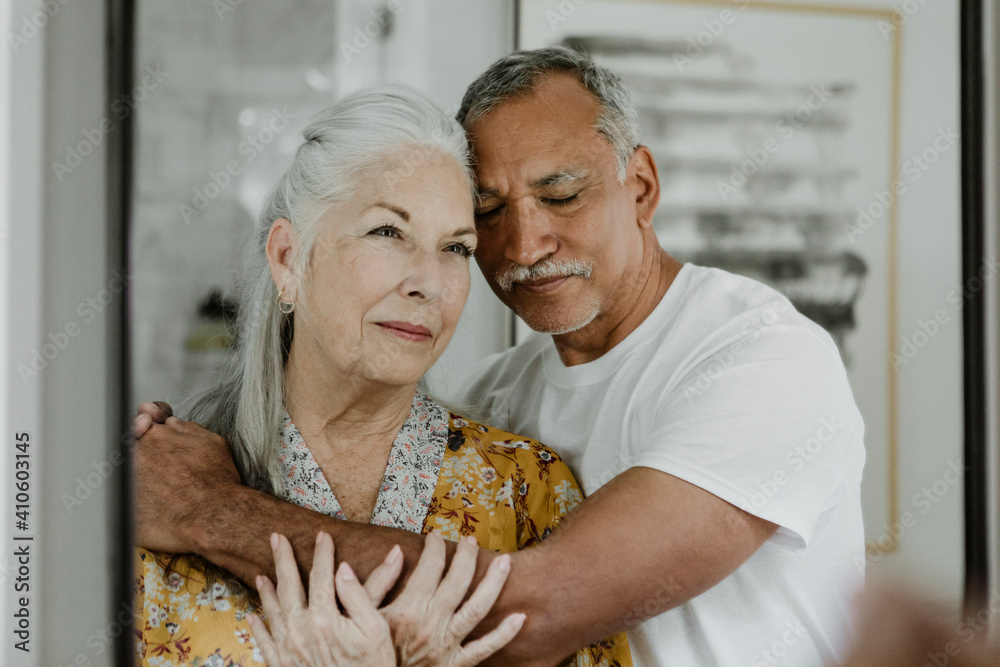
[663,264,838,355]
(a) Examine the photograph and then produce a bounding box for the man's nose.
[505,202,557,267]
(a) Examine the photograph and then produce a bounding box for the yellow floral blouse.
[134,390,631,666]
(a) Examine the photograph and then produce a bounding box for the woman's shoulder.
[446,413,565,466]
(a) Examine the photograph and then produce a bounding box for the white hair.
[184,86,472,495]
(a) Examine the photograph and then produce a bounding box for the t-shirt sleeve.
[631,323,865,551]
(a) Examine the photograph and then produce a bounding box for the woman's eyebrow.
[451,227,476,237]
[370,202,410,221]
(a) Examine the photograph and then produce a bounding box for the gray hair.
[184,86,472,495]
[456,46,640,181]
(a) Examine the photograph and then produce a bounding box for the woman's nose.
[403,253,446,302]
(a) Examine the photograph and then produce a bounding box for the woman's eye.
[370,225,400,238]
[446,243,474,257]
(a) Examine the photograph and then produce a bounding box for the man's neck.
[552,247,682,367]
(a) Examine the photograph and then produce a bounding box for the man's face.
[467,72,642,335]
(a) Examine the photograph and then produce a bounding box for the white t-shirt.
[438,263,866,667]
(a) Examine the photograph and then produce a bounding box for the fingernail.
[255,575,263,591]
[510,613,526,630]
[464,535,477,546]
[339,562,356,582]
[497,554,511,573]
[270,533,279,549]
[316,532,323,546]
[388,545,402,564]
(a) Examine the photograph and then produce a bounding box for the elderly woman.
[132,87,631,666]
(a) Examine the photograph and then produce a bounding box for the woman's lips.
[376,321,433,342]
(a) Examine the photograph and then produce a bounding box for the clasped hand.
[132,402,525,666]
[251,531,524,667]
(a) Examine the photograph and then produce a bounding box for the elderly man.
[135,48,865,666]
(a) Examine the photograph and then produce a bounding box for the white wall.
[2,0,121,665]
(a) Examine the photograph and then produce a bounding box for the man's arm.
[135,415,776,666]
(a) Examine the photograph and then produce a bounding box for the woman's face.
[292,151,475,387]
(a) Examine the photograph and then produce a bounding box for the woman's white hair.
[184,86,473,495]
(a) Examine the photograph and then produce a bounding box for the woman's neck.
[282,344,416,461]
[281,344,418,523]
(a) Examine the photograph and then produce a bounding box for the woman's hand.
[249,532,397,667]
[381,532,526,667]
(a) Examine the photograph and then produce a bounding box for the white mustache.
[495,259,593,292]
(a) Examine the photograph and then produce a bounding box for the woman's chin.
[365,363,433,388]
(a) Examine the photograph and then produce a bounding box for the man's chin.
[514,303,600,336]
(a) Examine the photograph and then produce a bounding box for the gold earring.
[277,287,295,314]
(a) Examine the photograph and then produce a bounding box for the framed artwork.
[516,0,970,579]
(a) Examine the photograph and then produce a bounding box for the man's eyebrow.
[474,170,588,203]
[531,169,587,188]
[369,202,410,221]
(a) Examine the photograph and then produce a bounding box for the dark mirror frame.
[107,0,133,664]
[107,1,992,662]
[960,0,990,611]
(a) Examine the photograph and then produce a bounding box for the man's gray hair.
[457,47,640,181]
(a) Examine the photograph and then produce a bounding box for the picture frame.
[516,0,978,598]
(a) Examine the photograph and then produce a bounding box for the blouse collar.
[276,389,449,533]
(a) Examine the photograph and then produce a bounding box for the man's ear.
[265,218,298,297]
[631,146,661,230]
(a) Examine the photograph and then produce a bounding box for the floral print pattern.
[134,393,630,666]
[276,390,448,532]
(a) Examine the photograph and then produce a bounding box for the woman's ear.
[631,146,661,230]
[266,218,297,298]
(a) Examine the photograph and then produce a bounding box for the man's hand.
[132,405,241,554]
[132,400,174,438]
